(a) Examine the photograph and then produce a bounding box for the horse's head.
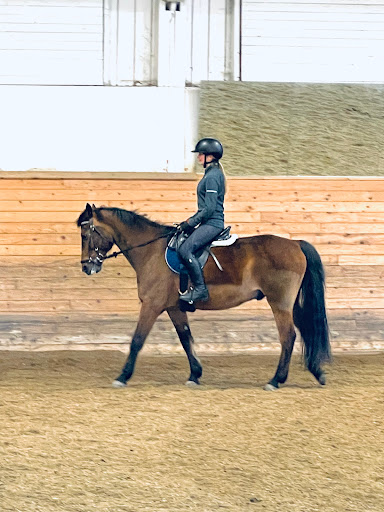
[77,204,114,275]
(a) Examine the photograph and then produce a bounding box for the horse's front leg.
[167,307,202,385]
[113,302,161,388]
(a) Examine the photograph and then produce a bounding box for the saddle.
[165,227,238,312]
[166,226,238,275]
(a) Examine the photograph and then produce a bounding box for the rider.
[177,137,226,303]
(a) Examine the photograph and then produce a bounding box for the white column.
[157,1,188,87]
[157,1,189,172]
[103,0,119,85]
[230,0,241,81]
[184,87,200,172]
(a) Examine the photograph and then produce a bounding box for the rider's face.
[197,153,214,165]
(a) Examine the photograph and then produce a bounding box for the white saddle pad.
[211,234,239,247]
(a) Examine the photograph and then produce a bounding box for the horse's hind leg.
[113,302,161,388]
[167,307,202,385]
[265,304,297,391]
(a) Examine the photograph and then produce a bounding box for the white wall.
[0,0,103,85]
[0,86,199,172]
[242,0,384,83]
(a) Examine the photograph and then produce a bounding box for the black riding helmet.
[191,138,223,165]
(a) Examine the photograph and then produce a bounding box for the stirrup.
[180,286,209,303]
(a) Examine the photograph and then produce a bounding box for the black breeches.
[178,224,222,262]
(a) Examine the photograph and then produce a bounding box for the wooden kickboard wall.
[0,174,383,352]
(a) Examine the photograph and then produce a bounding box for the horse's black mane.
[106,207,172,231]
[77,206,175,233]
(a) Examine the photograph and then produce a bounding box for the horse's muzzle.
[82,262,102,275]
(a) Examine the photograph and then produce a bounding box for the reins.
[98,232,173,261]
[80,219,174,264]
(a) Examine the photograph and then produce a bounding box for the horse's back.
[198,233,306,310]
[218,233,305,268]
[206,233,306,286]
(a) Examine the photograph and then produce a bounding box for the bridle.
[80,219,174,265]
[80,219,112,265]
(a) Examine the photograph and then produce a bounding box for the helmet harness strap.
[203,156,219,169]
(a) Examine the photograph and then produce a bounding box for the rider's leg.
[178,224,222,302]
[180,253,209,302]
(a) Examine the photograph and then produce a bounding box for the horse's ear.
[86,203,93,216]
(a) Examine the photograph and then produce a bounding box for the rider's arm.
[187,173,220,228]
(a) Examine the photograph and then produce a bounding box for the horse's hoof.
[112,380,127,388]
[318,373,326,386]
[185,380,199,387]
[264,383,278,391]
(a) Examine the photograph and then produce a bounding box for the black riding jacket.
[187,162,225,230]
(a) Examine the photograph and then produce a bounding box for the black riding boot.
[179,254,209,303]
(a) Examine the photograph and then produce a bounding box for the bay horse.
[77,204,331,390]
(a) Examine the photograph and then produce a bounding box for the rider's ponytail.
[219,161,227,193]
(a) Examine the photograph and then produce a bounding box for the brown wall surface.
[199,82,384,176]
[0,173,383,353]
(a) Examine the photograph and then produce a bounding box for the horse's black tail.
[294,240,331,379]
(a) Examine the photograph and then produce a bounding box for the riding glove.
[178,221,194,235]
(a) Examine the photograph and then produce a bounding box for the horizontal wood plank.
[0,175,383,189]
[1,199,384,213]
[262,212,384,223]
[4,189,384,202]
[0,288,139,300]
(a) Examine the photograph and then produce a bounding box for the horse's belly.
[197,284,257,311]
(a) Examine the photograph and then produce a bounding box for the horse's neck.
[116,221,159,246]
[102,212,162,267]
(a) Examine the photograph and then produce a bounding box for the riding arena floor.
[1,351,383,512]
